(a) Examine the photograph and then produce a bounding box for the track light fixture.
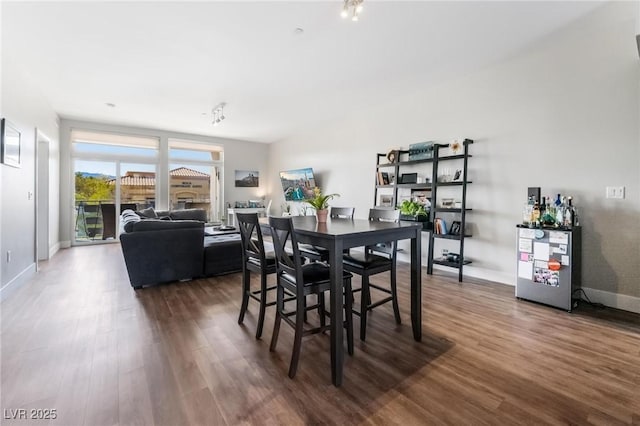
[341,0,364,22]
[212,103,226,126]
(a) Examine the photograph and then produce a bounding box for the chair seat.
[247,251,277,267]
[299,244,328,257]
[282,262,352,288]
[343,252,392,269]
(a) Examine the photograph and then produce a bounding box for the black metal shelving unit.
[427,139,474,282]
[374,152,435,209]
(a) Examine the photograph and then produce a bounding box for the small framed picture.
[381,172,389,185]
[441,198,454,208]
[400,173,417,184]
[450,221,462,235]
[379,194,393,207]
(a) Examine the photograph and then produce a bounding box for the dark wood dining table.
[264,216,423,387]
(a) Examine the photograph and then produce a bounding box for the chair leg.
[390,264,401,325]
[270,284,283,352]
[318,293,326,329]
[238,268,250,324]
[288,294,305,379]
[360,275,370,341]
[303,295,308,322]
[344,279,354,356]
[256,271,268,339]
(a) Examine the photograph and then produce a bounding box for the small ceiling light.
[341,0,364,21]
[294,27,304,35]
[105,102,116,108]
[211,103,226,126]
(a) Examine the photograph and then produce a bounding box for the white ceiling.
[2,1,604,143]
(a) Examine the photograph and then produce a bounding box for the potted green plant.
[398,200,431,229]
[304,187,339,222]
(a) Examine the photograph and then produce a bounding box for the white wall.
[222,139,270,211]
[1,58,60,290]
[269,2,640,306]
[58,119,269,245]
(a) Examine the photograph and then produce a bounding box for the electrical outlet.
[606,186,625,199]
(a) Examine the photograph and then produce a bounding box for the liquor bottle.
[532,201,541,227]
[556,197,564,226]
[554,193,562,207]
[566,196,577,227]
[523,197,533,225]
[563,197,573,227]
[545,196,554,218]
[540,197,546,214]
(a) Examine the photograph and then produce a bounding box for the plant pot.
[400,214,428,222]
[316,209,329,223]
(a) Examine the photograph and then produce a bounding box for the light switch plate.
[606,186,625,199]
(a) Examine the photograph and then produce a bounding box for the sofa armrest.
[120,224,204,287]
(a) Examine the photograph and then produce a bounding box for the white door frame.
[35,128,52,268]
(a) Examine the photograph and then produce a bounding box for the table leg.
[411,229,422,341]
[329,239,344,386]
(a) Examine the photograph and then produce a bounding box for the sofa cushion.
[137,207,158,219]
[203,234,242,276]
[169,208,207,222]
[128,219,203,232]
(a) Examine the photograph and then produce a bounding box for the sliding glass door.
[72,130,159,245]
[74,160,116,242]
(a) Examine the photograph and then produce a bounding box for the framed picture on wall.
[1,118,21,168]
[235,170,259,187]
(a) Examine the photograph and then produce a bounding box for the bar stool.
[343,208,401,341]
[268,216,354,379]
[236,212,286,339]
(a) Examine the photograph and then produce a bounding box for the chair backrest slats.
[269,216,304,291]
[330,207,355,219]
[367,208,400,257]
[236,213,266,264]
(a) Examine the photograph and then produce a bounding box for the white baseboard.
[0,263,36,302]
[49,242,61,258]
[581,287,640,314]
[60,240,71,249]
[431,263,639,314]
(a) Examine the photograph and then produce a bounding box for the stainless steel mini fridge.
[515,226,581,311]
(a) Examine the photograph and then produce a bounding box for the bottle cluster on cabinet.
[373,139,474,282]
[522,187,580,229]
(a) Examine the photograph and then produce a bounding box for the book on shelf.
[376,171,390,185]
[434,218,448,234]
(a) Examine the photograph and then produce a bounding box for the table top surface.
[261,216,421,237]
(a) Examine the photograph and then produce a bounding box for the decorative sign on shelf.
[408,142,434,161]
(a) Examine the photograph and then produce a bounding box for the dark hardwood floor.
[1,243,639,425]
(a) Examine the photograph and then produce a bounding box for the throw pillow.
[121,210,142,232]
[137,207,158,219]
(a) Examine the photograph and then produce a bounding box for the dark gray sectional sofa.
[119,208,242,289]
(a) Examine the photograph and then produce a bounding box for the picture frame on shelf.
[441,198,454,208]
[399,172,417,184]
[378,194,393,207]
[376,171,390,185]
[450,221,462,235]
